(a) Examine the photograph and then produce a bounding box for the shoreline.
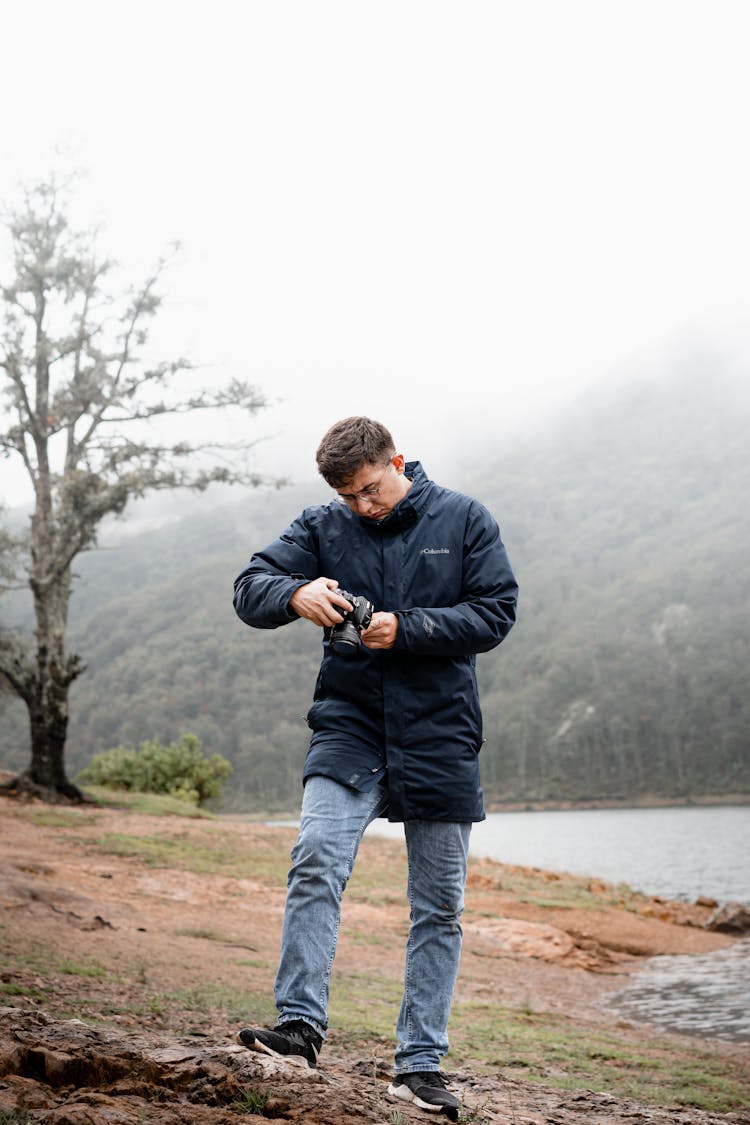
[483,793,750,812]
[224,792,750,822]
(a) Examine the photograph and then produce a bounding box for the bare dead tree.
[0,175,273,800]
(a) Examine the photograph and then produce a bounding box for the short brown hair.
[316,416,395,487]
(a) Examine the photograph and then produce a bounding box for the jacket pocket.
[306,700,323,730]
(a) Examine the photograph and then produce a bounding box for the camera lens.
[330,621,361,652]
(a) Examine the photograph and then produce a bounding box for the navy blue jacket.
[233,462,518,822]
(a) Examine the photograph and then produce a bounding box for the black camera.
[330,590,374,652]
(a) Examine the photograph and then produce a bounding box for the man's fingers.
[361,612,398,650]
[322,602,347,625]
[290,577,351,625]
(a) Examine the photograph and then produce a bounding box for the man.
[233,417,517,1117]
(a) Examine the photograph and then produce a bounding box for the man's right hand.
[289,578,352,627]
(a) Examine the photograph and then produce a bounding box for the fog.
[2,1,750,505]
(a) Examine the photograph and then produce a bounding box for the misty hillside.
[1,376,748,809]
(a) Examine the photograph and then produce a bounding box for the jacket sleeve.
[233,512,320,629]
[394,502,518,657]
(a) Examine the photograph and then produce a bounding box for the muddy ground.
[0,796,748,1124]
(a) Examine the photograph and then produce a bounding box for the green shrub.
[78,733,232,806]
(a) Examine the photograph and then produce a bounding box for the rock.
[464,916,628,971]
[588,878,608,895]
[0,1007,325,1124]
[706,901,750,933]
[467,916,576,960]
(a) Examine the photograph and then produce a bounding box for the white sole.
[387,1081,446,1113]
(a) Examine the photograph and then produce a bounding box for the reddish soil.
[0,797,748,1124]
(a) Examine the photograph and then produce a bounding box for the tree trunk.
[26,573,87,800]
[1,681,86,802]
[24,676,84,799]
[0,559,87,803]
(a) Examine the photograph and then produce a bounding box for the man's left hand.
[361,612,399,650]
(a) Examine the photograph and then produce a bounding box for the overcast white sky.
[1,0,749,503]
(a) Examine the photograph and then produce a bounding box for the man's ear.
[391,453,406,474]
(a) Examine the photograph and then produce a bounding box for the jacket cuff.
[392,610,410,651]
[281,578,310,621]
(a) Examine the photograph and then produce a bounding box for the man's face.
[334,454,411,520]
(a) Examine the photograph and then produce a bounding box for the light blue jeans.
[275,775,471,1073]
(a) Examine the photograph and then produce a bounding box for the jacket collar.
[357,460,432,533]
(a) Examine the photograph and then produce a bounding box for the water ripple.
[607,938,750,1042]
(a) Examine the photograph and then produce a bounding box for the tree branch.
[0,632,36,705]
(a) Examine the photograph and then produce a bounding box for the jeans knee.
[290,829,351,889]
[411,896,464,933]
[438,901,464,931]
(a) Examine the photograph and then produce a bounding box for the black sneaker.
[237,1018,322,1068]
[388,1071,460,1119]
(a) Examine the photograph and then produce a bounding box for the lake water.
[367,805,750,905]
[365,805,750,1043]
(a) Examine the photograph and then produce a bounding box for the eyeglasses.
[335,459,394,507]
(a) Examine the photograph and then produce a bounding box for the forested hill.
[1,375,748,809]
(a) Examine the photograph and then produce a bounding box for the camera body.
[330,589,374,652]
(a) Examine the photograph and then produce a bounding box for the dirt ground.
[0,796,748,1124]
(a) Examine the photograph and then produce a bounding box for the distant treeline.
[2,376,749,810]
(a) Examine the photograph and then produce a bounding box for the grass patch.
[175,928,257,949]
[471,862,639,911]
[329,971,404,1041]
[0,981,46,1004]
[0,980,45,997]
[347,927,389,946]
[57,958,111,980]
[347,839,407,900]
[82,785,213,818]
[26,808,98,829]
[90,828,291,883]
[449,1001,750,1113]
[234,1087,270,1115]
[158,984,277,1027]
[5,947,113,984]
